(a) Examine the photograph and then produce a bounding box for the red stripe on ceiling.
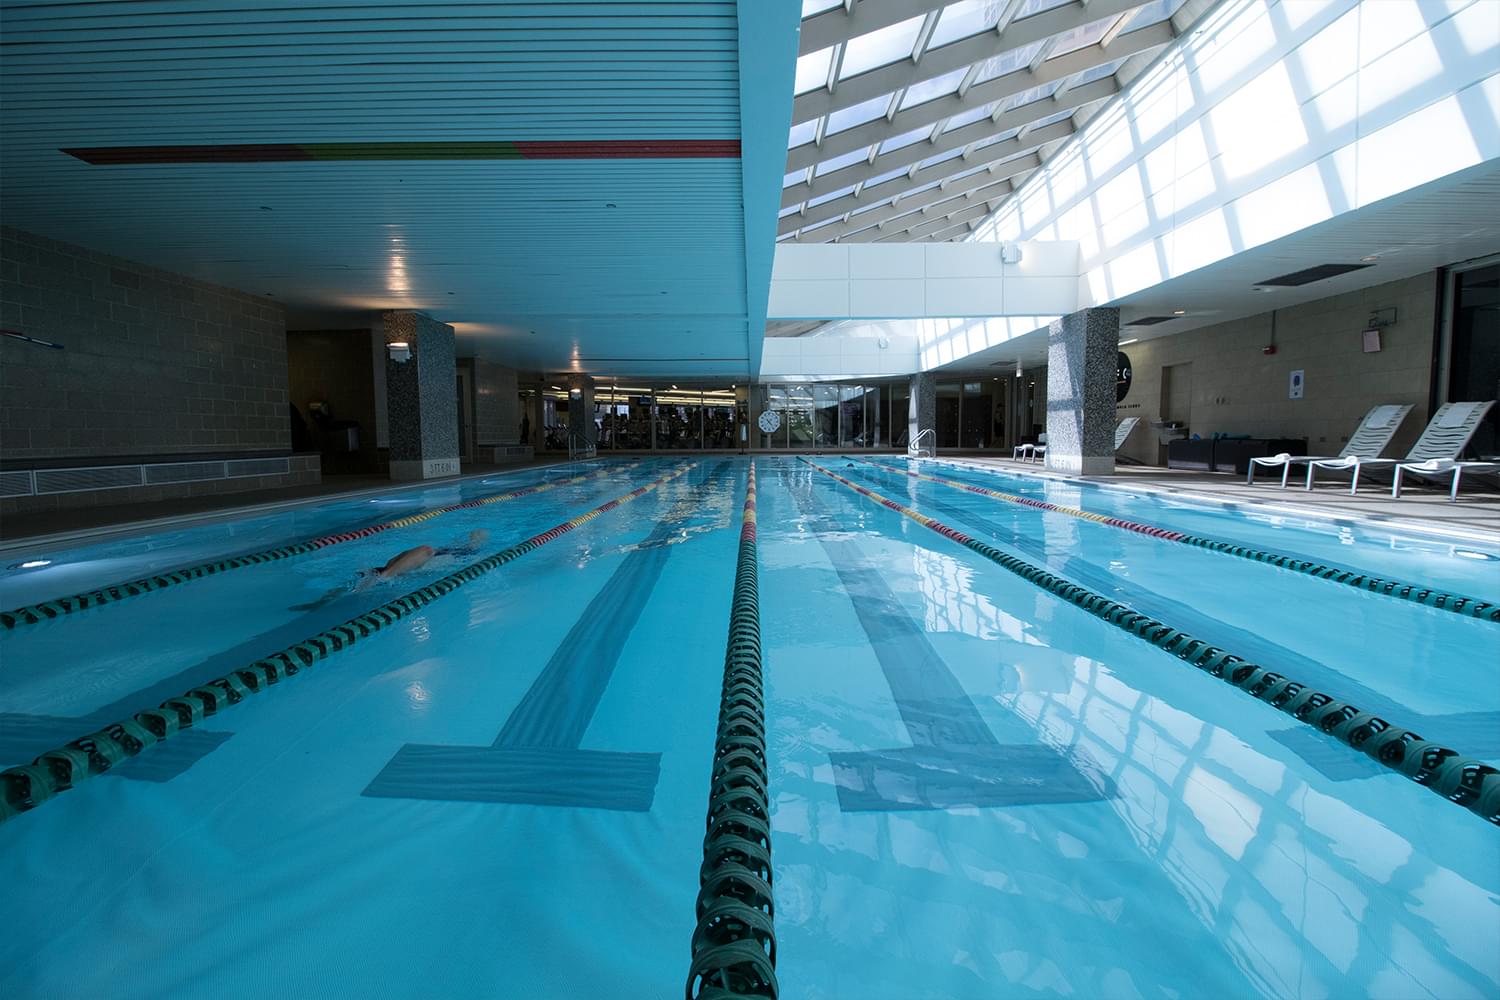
[61,140,741,165]
[515,140,742,159]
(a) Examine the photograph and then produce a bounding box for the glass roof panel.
[920,146,967,170]
[784,168,808,188]
[879,125,932,154]
[948,161,995,183]
[863,164,910,189]
[803,215,844,233]
[970,125,1023,150]
[928,0,999,50]
[802,0,842,16]
[1122,0,1187,31]
[779,204,801,219]
[898,66,968,110]
[794,47,834,95]
[807,184,857,208]
[814,146,873,176]
[974,40,1044,85]
[1001,78,1062,111]
[788,118,818,149]
[1050,13,1124,58]
[852,197,894,216]
[943,101,998,132]
[839,14,925,78]
[1014,0,1074,19]
[826,92,894,134]
[1029,106,1077,129]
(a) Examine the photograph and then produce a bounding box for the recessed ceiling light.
[1361,255,1379,261]
[1119,338,1140,346]
[12,559,51,569]
[1173,309,1185,315]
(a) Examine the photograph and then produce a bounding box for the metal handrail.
[908,427,936,459]
[567,431,597,461]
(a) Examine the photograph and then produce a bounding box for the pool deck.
[938,456,1500,541]
[3,453,1496,556]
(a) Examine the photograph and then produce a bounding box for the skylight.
[839,15,926,78]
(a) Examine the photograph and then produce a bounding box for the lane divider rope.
[804,459,1500,826]
[875,460,1498,623]
[0,462,696,825]
[687,462,778,1000]
[0,464,622,631]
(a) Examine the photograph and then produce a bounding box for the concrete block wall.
[0,226,290,462]
[472,358,520,447]
[1114,272,1438,465]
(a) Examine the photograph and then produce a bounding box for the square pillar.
[567,375,595,448]
[1044,307,1119,476]
[383,311,460,480]
[908,372,935,452]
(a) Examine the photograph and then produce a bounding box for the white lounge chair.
[1307,400,1496,494]
[1013,432,1047,463]
[1246,403,1412,487]
[1392,459,1500,501]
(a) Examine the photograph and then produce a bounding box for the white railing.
[908,428,936,459]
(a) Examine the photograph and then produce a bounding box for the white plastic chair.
[1307,401,1496,494]
[1392,459,1500,501]
[1246,403,1412,487]
[1013,432,1047,463]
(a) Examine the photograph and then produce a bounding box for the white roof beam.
[791,0,1146,123]
[786,22,1170,168]
[782,116,1074,209]
[787,71,1116,172]
[791,161,1036,241]
[799,0,952,56]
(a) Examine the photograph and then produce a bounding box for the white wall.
[768,241,1079,319]
[973,0,1500,307]
[760,333,921,380]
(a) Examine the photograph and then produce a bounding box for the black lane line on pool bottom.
[804,459,1500,826]
[0,462,696,825]
[786,474,1115,812]
[363,461,735,811]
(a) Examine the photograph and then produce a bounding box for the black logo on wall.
[1116,351,1133,402]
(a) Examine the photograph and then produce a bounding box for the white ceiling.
[0,0,800,378]
[934,157,1500,371]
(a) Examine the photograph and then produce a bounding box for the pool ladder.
[908,428,935,459]
[567,431,597,462]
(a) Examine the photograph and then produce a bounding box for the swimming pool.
[1,456,1496,998]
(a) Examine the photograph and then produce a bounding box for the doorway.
[455,369,473,463]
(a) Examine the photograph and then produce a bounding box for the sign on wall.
[1289,369,1305,400]
[1116,351,1133,402]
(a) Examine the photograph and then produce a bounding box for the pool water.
[1,456,1495,999]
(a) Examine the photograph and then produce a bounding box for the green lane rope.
[0,462,696,825]
[804,459,1500,826]
[0,464,622,631]
[874,460,1498,623]
[687,463,778,1000]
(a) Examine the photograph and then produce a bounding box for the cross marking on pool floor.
[847,462,1500,782]
[789,481,1114,811]
[362,464,733,812]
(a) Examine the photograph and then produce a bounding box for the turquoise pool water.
[1,456,1495,999]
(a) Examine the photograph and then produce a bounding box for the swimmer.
[290,529,490,611]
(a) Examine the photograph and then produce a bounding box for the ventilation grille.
[1126,315,1177,326]
[34,466,144,494]
[1257,263,1372,287]
[146,461,227,484]
[225,457,291,478]
[0,470,35,497]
